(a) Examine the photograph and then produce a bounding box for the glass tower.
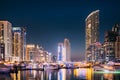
[85,10,99,61]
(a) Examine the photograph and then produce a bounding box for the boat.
[43,63,59,70]
[93,65,105,71]
[25,62,44,71]
[94,64,115,72]
[0,63,11,73]
[101,64,115,71]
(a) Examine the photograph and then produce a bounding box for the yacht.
[43,63,59,70]
[0,63,11,73]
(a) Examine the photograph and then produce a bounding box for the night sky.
[0,0,120,61]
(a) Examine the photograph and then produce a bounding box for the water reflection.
[74,68,93,80]
[94,72,120,80]
[0,74,11,80]
[103,73,113,80]
[58,69,66,80]
[1,68,120,80]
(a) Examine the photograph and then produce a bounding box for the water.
[0,68,120,80]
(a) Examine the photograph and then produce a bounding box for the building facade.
[26,44,49,62]
[26,44,36,61]
[103,24,120,61]
[0,21,12,61]
[64,38,71,62]
[58,43,64,62]
[21,27,26,61]
[58,38,71,62]
[85,10,99,61]
[104,31,117,61]
[12,27,26,62]
[115,36,120,59]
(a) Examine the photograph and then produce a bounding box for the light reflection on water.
[0,68,120,80]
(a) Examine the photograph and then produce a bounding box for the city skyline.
[0,0,120,60]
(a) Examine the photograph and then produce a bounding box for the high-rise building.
[20,27,26,61]
[26,44,36,61]
[58,38,71,62]
[103,24,120,61]
[58,43,64,62]
[0,21,12,61]
[85,10,99,61]
[64,38,71,62]
[0,43,1,60]
[115,36,120,59]
[12,27,26,61]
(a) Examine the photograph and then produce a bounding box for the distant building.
[12,27,26,62]
[0,43,1,60]
[57,38,71,62]
[112,24,119,35]
[48,52,52,62]
[64,38,71,62]
[115,36,120,59]
[26,44,35,61]
[0,21,12,61]
[21,27,26,61]
[85,10,99,61]
[26,44,48,62]
[58,43,64,62]
[52,55,57,62]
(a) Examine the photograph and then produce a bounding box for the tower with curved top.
[85,10,99,61]
[64,38,71,62]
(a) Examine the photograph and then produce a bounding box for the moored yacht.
[43,63,59,70]
[0,63,11,73]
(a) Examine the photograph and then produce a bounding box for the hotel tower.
[0,21,12,61]
[85,10,99,61]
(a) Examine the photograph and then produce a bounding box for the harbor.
[1,60,120,73]
[0,67,120,80]
[0,0,120,80]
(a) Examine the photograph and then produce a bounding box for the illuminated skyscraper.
[0,21,12,61]
[64,38,71,62]
[13,27,26,61]
[85,10,99,61]
[21,27,26,61]
[58,39,71,62]
[103,24,120,60]
[58,43,64,61]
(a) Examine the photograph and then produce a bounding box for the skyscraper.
[64,38,71,62]
[0,21,12,61]
[12,27,26,61]
[21,27,26,61]
[58,38,71,62]
[103,24,120,61]
[85,10,99,61]
[58,43,64,62]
